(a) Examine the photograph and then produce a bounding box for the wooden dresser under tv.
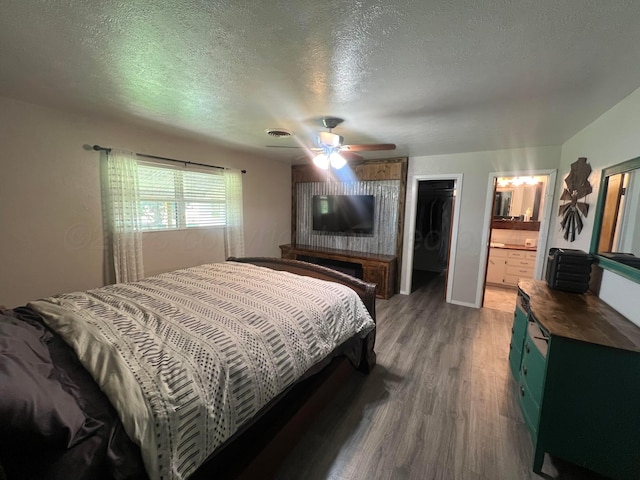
[279,244,396,299]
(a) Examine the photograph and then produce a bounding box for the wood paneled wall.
[291,157,408,288]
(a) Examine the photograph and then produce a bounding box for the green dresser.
[517,319,548,445]
[508,290,529,377]
[512,279,640,479]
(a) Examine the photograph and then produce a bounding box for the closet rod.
[92,145,246,173]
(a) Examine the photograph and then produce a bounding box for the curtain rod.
[92,145,246,174]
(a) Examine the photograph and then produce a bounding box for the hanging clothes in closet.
[413,181,454,273]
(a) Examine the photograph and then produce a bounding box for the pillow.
[0,314,87,448]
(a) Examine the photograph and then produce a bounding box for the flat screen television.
[312,195,374,234]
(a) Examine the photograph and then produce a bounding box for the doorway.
[401,174,462,301]
[479,170,557,310]
[412,180,455,290]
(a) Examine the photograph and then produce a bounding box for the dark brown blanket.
[0,307,147,480]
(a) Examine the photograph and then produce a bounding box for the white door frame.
[400,173,463,303]
[475,169,557,307]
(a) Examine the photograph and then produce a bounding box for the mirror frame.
[590,155,640,283]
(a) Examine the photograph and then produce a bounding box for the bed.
[0,258,376,480]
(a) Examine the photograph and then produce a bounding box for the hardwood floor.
[483,285,517,313]
[275,275,607,480]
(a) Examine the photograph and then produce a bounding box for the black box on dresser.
[545,248,593,293]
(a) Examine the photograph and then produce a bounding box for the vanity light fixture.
[497,176,541,187]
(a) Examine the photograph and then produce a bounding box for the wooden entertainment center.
[280,244,397,299]
[290,158,408,298]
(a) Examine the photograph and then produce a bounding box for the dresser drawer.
[490,247,509,259]
[508,258,534,268]
[525,251,537,261]
[509,342,523,378]
[521,323,548,402]
[506,265,534,276]
[508,292,530,379]
[512,303,529,347]
[519,379,541,443]
[506,251,534,286]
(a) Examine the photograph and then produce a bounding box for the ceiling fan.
[267,117,396,169]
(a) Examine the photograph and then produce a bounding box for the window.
[137,162,226,230]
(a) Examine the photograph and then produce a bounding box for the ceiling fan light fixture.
[318,131,343,147]
[313,153,330,169]
[329,151,346,169]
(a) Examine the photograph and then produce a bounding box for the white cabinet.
[505,250,535,285]
[487,248,536,287]
[487,248,508,284]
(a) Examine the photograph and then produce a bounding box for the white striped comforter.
[29,262,374,480]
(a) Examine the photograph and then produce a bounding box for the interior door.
[443,183,456,300]
[481,177,498,307]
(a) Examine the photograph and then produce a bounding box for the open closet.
[411,180,455,290]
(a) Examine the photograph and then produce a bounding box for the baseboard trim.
[450,299,478,309]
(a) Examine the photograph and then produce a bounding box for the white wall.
[0,96,291,308]
[403,146,562,306]
[549,86,640,325]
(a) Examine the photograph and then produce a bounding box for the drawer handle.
[523,366,528,376]
[520,386,525,397]
[509,342,512,350]
[525,343,530,354]
[511,327,514,334]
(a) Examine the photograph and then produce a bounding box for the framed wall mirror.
[590,156,640,282]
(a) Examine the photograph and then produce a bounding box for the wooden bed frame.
[191,257,378,479]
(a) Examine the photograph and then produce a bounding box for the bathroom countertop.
[490,243,538,251]
[491,220,540,231]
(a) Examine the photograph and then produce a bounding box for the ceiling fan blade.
[340,151,364,162]
[266,145,323,152]
[340,143,396,152]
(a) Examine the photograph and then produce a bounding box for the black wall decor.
[558,157,592,242]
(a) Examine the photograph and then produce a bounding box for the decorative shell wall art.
[558,157,592,242]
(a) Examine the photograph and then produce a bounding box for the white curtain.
[104,149,144,282]
[224,169,245,258]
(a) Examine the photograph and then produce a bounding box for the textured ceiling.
[2,1,640,163]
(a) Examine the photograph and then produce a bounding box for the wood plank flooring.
[275,275,607,480]
[483,285,517,313]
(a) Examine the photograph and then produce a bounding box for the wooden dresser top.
[519,279,640,352]
[280,244,397,263]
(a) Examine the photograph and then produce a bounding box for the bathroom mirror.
[493,190,513,217]
[590,156,640,282]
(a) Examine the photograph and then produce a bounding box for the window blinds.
[137,162,226,230]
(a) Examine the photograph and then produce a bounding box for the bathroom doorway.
[478,170,557,310]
